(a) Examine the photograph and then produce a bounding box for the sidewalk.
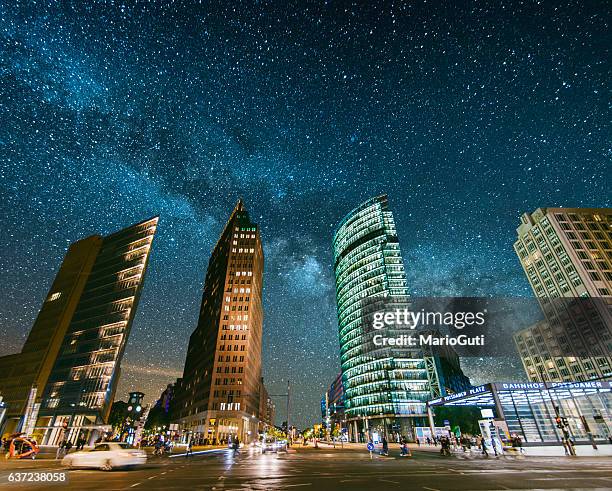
[300,440,612,457]
[522,444,612,457]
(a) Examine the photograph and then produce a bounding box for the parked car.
[62,442,147,471]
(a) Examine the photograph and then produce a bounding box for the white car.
[62,442,147,471]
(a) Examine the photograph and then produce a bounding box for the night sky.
[0,2,610,427]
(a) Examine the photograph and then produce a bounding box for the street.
[1,444,612,490]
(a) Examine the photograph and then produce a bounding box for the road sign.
[443,420,450,426]
[366,442,374,451]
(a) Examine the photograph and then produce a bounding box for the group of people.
[369,435,413,457]
[153,436,173,456]
[54,433,88,459]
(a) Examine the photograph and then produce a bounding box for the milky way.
[0,2,610,427]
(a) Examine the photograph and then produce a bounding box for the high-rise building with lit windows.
[0,217,158,442]
[333,195,459,442]
[172,200,266,443]
[513,207,612,382]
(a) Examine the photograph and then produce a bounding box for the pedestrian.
[562,436,570,455]
[381,436,388,456]
[233,437,240,456]
[55,439,67,460]
[416,437,420,447]
[516,435,523,454]
[186,439,193,457]
[76,434,85,451]
[154,438,164,456]
[480,436,488,456]
[399,436,411,457]
[440,436,451,456]
[2,437,10,459]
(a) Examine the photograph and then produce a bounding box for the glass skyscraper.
[0,217,158,444]
[333,195,434,442]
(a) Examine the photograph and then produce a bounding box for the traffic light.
[555,417,563,429]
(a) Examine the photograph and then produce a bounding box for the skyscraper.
[0,217,158,442]
[172,200,265,443]
[333,195,455,442]
[513,207,612,382]
[0,236,102,436]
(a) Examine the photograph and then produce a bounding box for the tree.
[144,403,170,431]
[432,406,481,435]
[108,401,128,433]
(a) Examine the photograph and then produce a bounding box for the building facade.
[428,381,612,444]
[0,218,158,442]
[513,208,612,382]
[172,200,265,444]
[0,236,102,437]
[321,373,346,432]
[258,380,275,431]
[333,195,461,442]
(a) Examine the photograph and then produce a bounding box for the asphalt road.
[1,445,612,490]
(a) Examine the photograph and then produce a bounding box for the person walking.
[381,436,389,456]
[186,439,193,457]
[233,437,240,456]
[399,436,411,457]
[490,435,498,456]
[479,436,489,456]
[55,439,67,460]
[76,434,86,451]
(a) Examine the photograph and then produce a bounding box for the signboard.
[496,381,611,391]
[428,384,490,405]
[366,442,374,451]
[481,408,494,419]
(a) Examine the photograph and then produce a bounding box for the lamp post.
[270,380,291,444]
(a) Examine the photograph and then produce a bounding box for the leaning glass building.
[333,195,433,442]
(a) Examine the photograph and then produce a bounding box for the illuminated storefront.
[427,381,612,443]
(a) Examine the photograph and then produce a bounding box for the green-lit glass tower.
[333,195,432,442]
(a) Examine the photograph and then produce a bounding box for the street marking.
[170,448,229,458]
[148,475,156,479]
[380,478,400,484]
[130,483,141,488]
[530,477,612,481]
[423,487,441,491]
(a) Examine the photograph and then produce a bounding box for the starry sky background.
[0,1,610,427]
